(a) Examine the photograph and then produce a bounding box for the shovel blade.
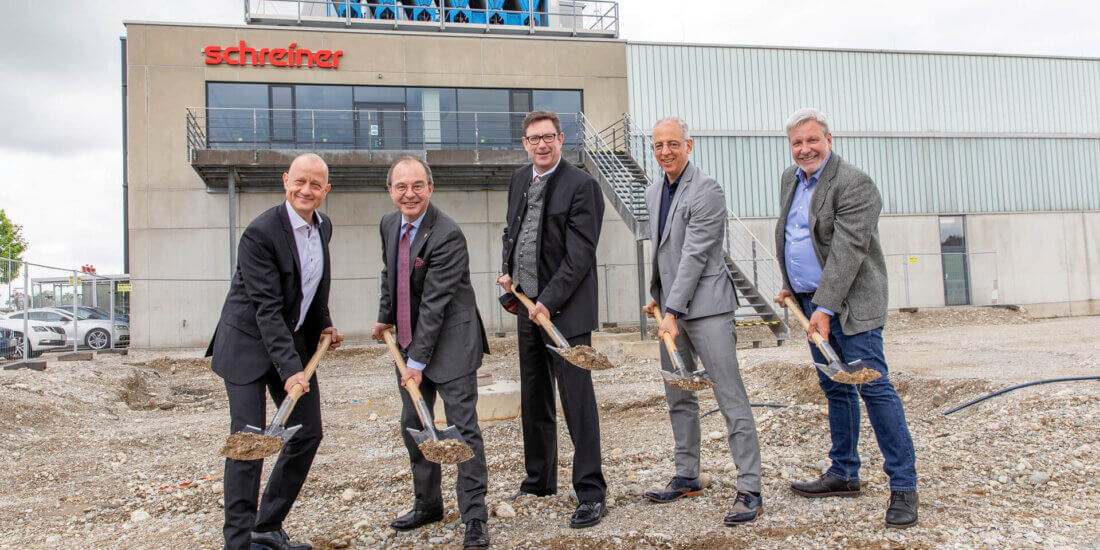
[407,427,430,446]
[436,425,467,445]
[839,358,867,374]
[813,361,842,378]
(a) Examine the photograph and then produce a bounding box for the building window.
[205,83,582,151]
[939,216,971,306]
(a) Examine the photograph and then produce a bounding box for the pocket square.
[414,257,425,268]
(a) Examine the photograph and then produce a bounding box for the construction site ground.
[1,307,1097,549]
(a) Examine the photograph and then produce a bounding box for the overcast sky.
[0,0,1096,277]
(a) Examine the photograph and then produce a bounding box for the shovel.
[220,332,343,461]
[642,303,715,391]
[512,290,615,371]
[775,296,882,385]
[382,328,474,464]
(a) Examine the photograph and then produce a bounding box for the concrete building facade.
[125,16,1098,348]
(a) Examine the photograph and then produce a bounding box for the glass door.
[939,216,971,306]
[355,102,406,149]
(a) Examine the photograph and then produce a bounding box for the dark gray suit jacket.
[645,163,739,319]
[775,153,889,335]
[378,203,489,384]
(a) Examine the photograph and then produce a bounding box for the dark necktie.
[397,223,413,348]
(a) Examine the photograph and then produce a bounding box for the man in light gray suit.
[641,117,763,526]
[371,156,491,548]
[776,108,918,529]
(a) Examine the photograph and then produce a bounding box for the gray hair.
[785,108,830,135]
[386,155,434,187]
[653,117,691,140]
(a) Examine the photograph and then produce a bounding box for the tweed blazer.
[775,154,889,335]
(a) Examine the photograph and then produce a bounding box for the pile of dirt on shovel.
[556,345,615,370]
[221,432,284,460]
[418,438,474,463]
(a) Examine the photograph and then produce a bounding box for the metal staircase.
[580,113,789,346]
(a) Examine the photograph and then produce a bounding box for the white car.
[4,308,129,350]
[0,318,67,359]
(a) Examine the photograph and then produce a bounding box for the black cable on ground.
[701,403,788,419]
[942,376,1100,416]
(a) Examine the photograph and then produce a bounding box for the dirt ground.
[1,307,1097,549]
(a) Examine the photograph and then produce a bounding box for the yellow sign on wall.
[117,283,133,292]
[908,256,919,264]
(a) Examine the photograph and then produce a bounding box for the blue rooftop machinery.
[329,0,547,26]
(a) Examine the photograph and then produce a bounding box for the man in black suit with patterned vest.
[497,110,607,528]
[207,153,341,550]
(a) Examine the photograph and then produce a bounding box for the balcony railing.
[186,107,583,159]
[243,0,619,37]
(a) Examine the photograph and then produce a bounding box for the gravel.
[0,307,1096,548]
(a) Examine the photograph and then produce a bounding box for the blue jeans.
[797,294,917,492]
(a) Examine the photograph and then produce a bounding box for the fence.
[884,251,1000,309]
[0,258,131,369]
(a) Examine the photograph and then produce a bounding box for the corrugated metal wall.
[627,43,1100,216]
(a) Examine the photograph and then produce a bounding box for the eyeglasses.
[524,133,560,145]
[391,182,429,194]
[652,141,683,152]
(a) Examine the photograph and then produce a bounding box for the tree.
[0,209,28,285]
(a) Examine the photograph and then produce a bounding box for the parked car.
[60,305,130,323]
[0,319,67,358]
[4,308,129,350]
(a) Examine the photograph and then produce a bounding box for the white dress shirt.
[285,201,324,331]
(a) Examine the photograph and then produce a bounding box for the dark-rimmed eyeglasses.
[524,133,560,145]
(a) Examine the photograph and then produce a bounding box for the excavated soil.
[830,368,883,385]
[665,375,717,392]
[417,439,475,464]
[220,432,285,461]
[556,345,615,370]
[0,307,1097,549]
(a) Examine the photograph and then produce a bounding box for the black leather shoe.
[644,475,703,503]
[723,491,763,525]
[790,474,861,498]
[504,488,554,501]
[463,519,490,548]
[389,507,444,531]
[251,528,312,550]
[569,501,608,528]
[885,490,919,528]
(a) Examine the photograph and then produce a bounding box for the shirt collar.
[285,201,322,230]
[663,161,691,187]
[533,157,561,181]
[796,152,831,187]
[402,208,428,231]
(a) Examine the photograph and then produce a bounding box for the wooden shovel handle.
[775,295,826,346]
[642,303,679,353]
[382,328,426,404]
[286,332,341,406]
[513,291,568,349]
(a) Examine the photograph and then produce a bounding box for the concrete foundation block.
[434,381,521,427]
[57,352,96,361]
[618,339,659,357]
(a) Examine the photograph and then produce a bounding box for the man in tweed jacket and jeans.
[776,108,919,529]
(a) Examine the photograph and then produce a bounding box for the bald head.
[283,153,331,222]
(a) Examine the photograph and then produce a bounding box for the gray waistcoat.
[513,174,547,296]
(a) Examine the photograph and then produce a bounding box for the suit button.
[509,238,514,243]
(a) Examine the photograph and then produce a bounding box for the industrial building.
[124,1,1099,348]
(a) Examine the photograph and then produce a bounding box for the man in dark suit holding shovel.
[497,110,607,528]
[207,153,341,550]
[371,156,491,549]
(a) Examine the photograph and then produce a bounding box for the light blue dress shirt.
[399,210,429,371]
[784,153,834,317]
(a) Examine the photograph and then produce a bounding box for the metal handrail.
[243,0,620,37]
[186,107,582,155]
[578,113,649,224]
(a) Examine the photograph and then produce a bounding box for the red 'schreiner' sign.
[204,41,343,69]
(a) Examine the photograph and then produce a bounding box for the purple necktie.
[397,223,413,348]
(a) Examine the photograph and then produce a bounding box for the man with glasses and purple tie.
[497,110,608,528]
[372,156,491,548]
